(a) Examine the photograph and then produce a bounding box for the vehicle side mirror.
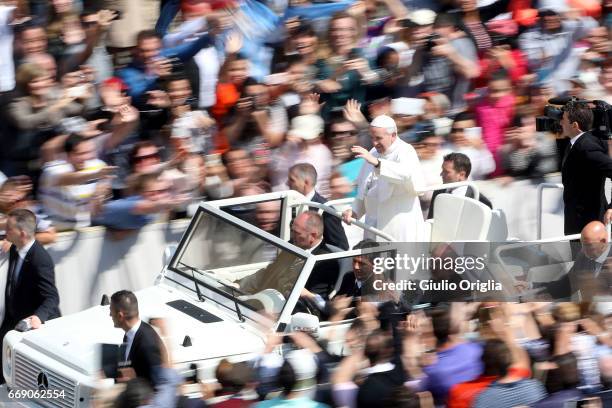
[163,243,178,266]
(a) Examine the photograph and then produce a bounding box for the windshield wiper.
[178,262,245,323]
[179,262,206,302]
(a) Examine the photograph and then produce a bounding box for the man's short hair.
[482,339,513,377]
[453,111,475,124]
[430,307,458,346]
[353,239,380,263]
[64,133,87,154]
[8,209,36,237]
[111,290,139,319]
[443,152,472,178]
[433,13,458,29]
[136,29,161,44]
[302,211,324,239]
[16,21,45,36]
[115,378,153,408]
[132,172,161,195]
[565,103,594,133]
[289,163,318,185]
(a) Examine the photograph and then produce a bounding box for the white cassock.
[352,138,425,242]
[0,250,8,326]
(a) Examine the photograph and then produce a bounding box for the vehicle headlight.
[3,345,11,378]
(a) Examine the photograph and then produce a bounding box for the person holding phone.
[443,111,495,180]
[475,70,515,177]
[314,12,370,120]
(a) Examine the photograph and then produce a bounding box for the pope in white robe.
[343,115,425,242]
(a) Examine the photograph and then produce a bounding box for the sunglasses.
[332,130,358,137]
[134,152,160,162]
[144,188,168,194]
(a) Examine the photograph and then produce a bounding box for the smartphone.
[464,127,483,140]
[264,73,287,86]
[206,153,222,167]
[68,85,88,99]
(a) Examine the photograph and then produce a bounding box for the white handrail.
[324,198,354,208]
[536,183,564,239]
[417,181,480,200]
[291,201,396,242]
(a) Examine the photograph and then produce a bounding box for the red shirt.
[448,375,498,408]
[448,367,531,408]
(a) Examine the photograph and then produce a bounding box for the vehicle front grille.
[13,351,78,408]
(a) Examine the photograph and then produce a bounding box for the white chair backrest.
[431,194,492,241]
[487,209,509,241]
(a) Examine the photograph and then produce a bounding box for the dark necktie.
[353,281,362,297]
[120,334,129,362]
[562,144,572,168]
[6,252,17,299]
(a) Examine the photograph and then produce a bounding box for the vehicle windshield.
[169,205,308,318]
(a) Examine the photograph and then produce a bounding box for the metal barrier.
[536,183,564,240]
[417,181,480,201]
[291,201,396,242]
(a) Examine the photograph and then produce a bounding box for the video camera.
[536,96,612,139]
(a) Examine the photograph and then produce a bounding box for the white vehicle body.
[2,191,370,407]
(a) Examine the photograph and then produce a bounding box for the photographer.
[409,13,480,114]
[116,29,213,108]
[559,102,612,236]
[221,77,287,152]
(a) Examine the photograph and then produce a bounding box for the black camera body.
[425,33,441,51]
[536,96,612,139]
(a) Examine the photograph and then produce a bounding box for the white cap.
[407,9,436,26]
[370,115,397,134]
[290,312,319,336]
[391,97,425,116]
[285,349,318,392]
[593,299,612,316]
[289,114,324,141]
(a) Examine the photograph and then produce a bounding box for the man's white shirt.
[124,319,142,362]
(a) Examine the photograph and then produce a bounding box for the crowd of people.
[100,289,612,408]
[0,0,609,238]
[0,0,611,406]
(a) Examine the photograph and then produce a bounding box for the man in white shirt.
[109,290,164,387]
[39,134,116,230]
[427,152,492,220]
[342,115,425,242]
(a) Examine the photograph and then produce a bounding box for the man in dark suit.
[560,103,612,235]
[536,221,612,300]
[427,152,492,220]
[287,163,349,250]
[1,209,60,383]
[325,240,397,319]
[109,290,165,388]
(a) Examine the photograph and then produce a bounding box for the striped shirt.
[473,378,547,408]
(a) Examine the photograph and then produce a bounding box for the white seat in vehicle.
[428,194,493,242]
[487,209,509,241]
